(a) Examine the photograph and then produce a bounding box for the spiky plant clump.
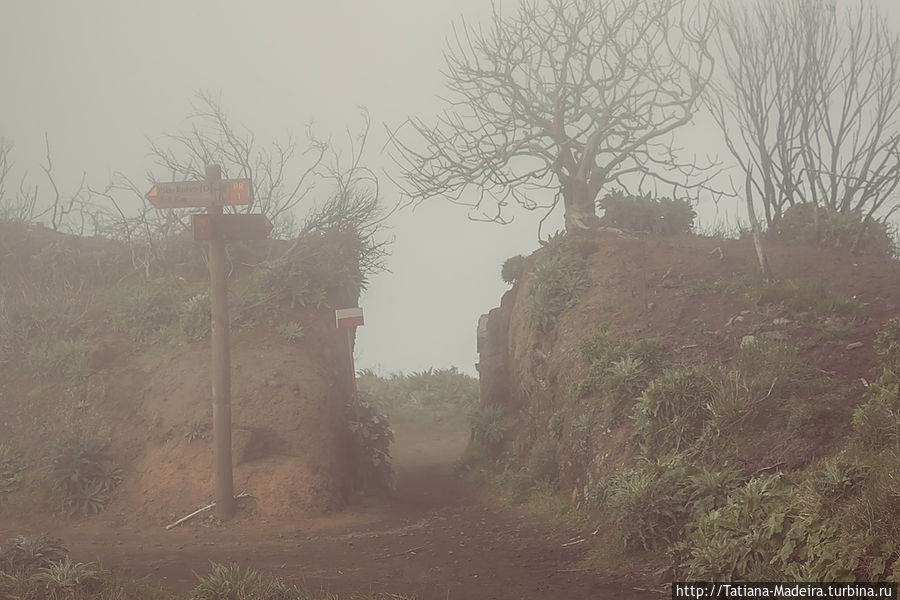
[47,436,122,516]
[0,535,67,575]
[276,322,305,343]
[29,556,101,600]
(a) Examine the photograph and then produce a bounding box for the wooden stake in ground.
[207,165,235,521]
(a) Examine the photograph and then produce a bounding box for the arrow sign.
[146,178,251,209]
[192,213,273,241]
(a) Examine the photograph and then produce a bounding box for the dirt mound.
[0,223,361,530]
[106,327,355,526]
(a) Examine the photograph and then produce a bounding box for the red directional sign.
[191,213,273,241]
[146,178,251,209]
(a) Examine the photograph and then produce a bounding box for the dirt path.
[30,418,650,599]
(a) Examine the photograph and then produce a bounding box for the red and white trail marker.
[335,307,364,329]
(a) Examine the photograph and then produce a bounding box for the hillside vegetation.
[470,222,900,582]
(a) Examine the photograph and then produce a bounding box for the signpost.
[146,167,269,522]
[145,178,251,209]
[191,213,273,241]
[335,308,364,394]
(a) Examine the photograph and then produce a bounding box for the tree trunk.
[563,178,601,232]
[746,169,773,282]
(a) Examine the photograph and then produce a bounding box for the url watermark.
[672,583,897,599]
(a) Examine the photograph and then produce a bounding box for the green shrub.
[547,408,566,440]
[526,439,559,484]
[524,241,590,335]
[501,254,526,285]
[590,455,698,551]
[468,404,507,454]
[0,444,23,497]
[29,556,101,600]
[679,474,793,580]
[574,328,667,407]
[598,190,695,234]
[0,535,67,576]
[26,338,90,379]
[874,317,900,375]
[632,366,719,458]
[276,322,305,343]
[357,367,477,419]
[733,339,812,399]
[105,278,180,342]
[346,394,394,491]
[808,457,869,502]
[47,436,122,516]
[850,371,899,451]
[190,562,307,600]
[774,204,896,258]
[178,293,210,341]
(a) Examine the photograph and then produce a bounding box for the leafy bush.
[276,322,305,343]
[732,339,812,399]
[632,366,719,458]
[597,190,695,234]
[47,436,122,516]
[26,338,90,379]
[105,278,180,342]
[501,254,527,285]
[526,439,559,484]
[190,562,306,600]
[0,443,23,497]
[679,474,793,581]
[357,367,477,418]
[774,204,896,258]
[0,535,67,576]
[524,239,590,335]
[850,371,899,451]
[874,317,900,375]
[575,329,667,406]
[547,408,566,440]
[468,404,507,454]
[347,394,394,491]
[29,556,101,600]
[178,293,210,341]
[589,455,737,552]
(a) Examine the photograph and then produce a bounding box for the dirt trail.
[38,418,649,599]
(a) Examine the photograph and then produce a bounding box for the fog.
[1,0,897,375]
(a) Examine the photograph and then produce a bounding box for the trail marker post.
[145,165,271,522]
[335,308,364,395]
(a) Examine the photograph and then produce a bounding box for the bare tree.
[710,0,900,248]
[89,95,392,279]
[389,0,715,232]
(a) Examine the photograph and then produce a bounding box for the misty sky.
[1,1,898,376]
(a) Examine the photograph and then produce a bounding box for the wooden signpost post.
[146,165,271,521]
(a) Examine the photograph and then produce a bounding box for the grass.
[0,553,413,600]
[692,275,864,320]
